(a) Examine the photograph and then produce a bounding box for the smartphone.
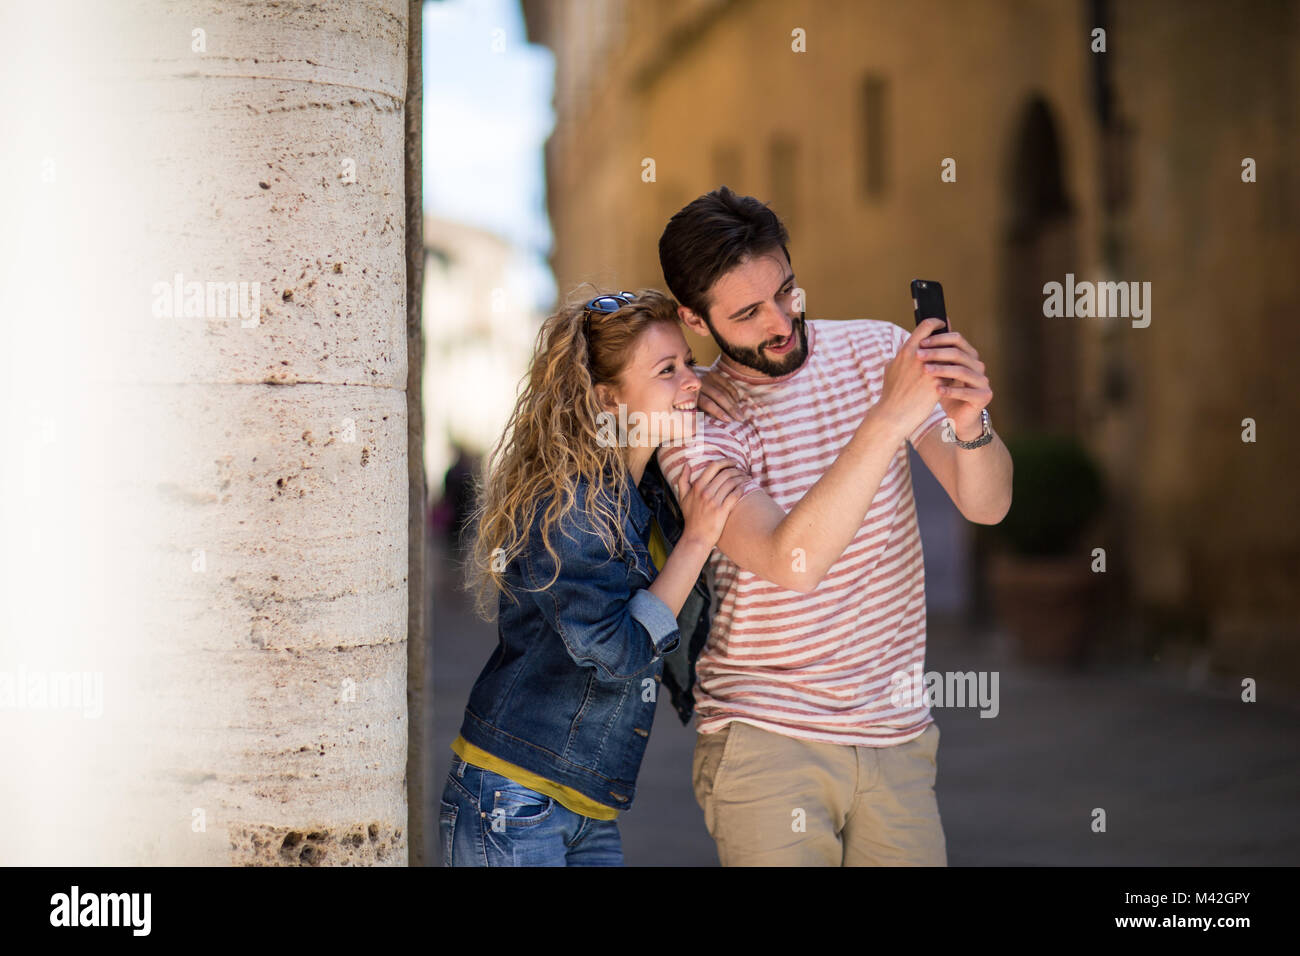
[910,279,949,336]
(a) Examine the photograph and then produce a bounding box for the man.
[654,186,1013,866]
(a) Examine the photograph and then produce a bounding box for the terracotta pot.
[987,551,1101,667]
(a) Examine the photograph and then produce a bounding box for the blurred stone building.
[422,216,541,490]
[521,0,1299,682]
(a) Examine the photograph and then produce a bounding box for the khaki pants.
[692,719,947,866]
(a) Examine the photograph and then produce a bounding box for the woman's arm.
[518,465,748,682]
[520,504,679,683]
[647,460,750,614]
[646,535,713,617]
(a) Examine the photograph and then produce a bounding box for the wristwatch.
[947,409,993,449]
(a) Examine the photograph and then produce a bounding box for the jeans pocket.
[438,798,458,867]
[486,774,556,828]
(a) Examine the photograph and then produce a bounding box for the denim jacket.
[637,453,713,727]
[456,458,712,812]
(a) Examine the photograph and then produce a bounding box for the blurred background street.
[415,0,1300,865]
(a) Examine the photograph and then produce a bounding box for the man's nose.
[765,310,793,340]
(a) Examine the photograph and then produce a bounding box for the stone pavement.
[427,537,1300,866]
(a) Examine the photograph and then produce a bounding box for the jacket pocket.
[624,542,655,586]
[565,671,597,755]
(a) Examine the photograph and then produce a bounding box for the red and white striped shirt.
[657,319,947,747]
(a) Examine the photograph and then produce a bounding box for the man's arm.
[660,319,948,593]
[913,423,1013,525]
[689,407,915,593]
[910,323,1013,524]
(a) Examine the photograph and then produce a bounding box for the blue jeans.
[439,758,624,866]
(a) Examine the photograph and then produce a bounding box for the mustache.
[764,315,805,348]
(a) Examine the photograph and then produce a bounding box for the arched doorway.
[999,95,1080,436]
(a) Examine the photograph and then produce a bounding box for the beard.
[706,312,809,377]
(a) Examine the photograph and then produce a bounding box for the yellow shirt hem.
[450,735,620,821]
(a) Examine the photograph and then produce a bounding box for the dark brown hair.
[658,185,792,321]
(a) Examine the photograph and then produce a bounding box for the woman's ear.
[594,382,619,412]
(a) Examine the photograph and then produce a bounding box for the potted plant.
[982,433,1107,667]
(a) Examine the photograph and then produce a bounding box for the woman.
[441,287,752,866]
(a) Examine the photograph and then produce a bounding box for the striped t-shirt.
[656,319,947,747]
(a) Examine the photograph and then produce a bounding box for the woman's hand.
[672,460,750,549]
[647,461,751,618]
[692,366,741,422]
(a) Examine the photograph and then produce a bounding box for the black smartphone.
[910,279,949,336]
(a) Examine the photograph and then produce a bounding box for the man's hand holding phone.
[916,323,993,442]
[877,317,948,442]
[909,279,993,442]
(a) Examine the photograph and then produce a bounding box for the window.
[861,74,888,199]
[769,135,797,233]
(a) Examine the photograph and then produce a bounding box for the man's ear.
[677,303,711,340]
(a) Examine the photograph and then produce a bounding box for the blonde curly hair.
[463,285,682,619]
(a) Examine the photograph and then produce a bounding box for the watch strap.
[953,409,993,449]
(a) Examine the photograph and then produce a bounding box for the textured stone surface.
[112,383,408,655]
[231,821,405,867]
[31,0,416,865]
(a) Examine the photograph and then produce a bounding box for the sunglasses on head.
[582,291,636,331]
